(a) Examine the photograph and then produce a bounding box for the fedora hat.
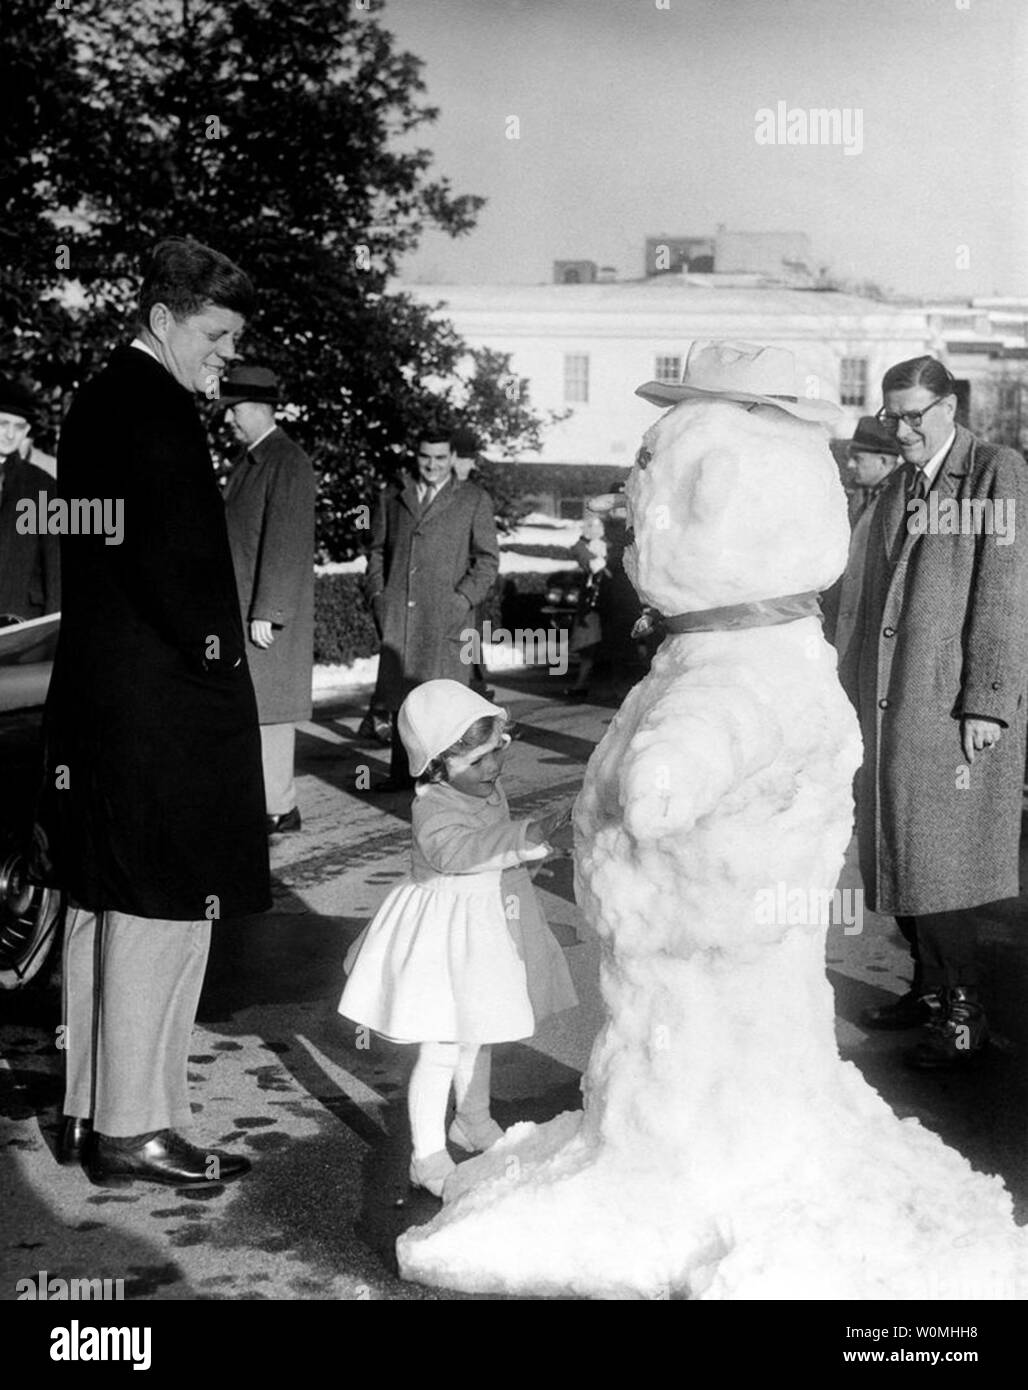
[635,340,842,424]
[216,364,281,408]
[849,414,902,456]
[0,375,37,426]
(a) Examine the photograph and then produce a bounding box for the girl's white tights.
[409,1041,492,1160]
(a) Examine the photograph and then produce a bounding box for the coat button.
[883,627,895,638]
[408,601,416,608]
[991,681,1001,690]
[878,698,889,710]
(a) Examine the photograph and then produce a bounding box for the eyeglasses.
[875,397,949,434]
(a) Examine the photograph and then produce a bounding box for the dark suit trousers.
[389,713,415,787]
[897,911,979,991]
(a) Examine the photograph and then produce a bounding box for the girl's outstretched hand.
[526,800,575,848]
[546,820,575,852]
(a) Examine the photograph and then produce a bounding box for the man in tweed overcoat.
[841,356,1028,1068]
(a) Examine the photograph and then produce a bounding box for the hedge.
[313,569,581,666]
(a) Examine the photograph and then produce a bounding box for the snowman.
[398,342,1028,1300]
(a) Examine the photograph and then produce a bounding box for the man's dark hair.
[450,426,481,458]
[416,426,453,448]
[138,237,255,327]
[881,355,957,398]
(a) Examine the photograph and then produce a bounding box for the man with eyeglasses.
[840,355,1028,1069]
[0,376,61,635]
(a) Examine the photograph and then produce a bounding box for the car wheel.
[0,841,64,991]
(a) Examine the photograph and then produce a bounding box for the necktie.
[908,467,928,502]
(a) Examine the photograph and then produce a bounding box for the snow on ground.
[316,513,583,579]
[312,513,580,700]
[312,641,546,704]
[312,658,380,699]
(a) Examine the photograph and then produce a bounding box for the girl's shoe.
[448,1114,505,1154]
[409,1150,456,1197]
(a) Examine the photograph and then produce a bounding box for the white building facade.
[404,277,934,469]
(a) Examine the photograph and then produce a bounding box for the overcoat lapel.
[399,479,420,517]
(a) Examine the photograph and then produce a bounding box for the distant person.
[565,513,608,699]
[821,415,902,663]
[450,424,493,698]
[220,365,316,836]
[338,680,576,1196]
[841,356,1028,1068]
[365,428,499,791]
[0,376,60,641]
[42,236,269,1188]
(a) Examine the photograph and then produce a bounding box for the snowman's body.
[398,401,1028,1300]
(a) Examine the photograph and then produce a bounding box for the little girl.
[338,679,578,1197]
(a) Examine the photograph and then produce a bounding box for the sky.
[382,0,1028,298]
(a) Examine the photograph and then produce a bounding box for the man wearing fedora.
[0,375,61,635]
[221,365,317,835]
[41,236,270,1187]
[822,414,903,664]
[366,427,499,791]
[841,356,1028,1067]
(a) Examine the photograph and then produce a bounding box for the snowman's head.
[623,399,850,614]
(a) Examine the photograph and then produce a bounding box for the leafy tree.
[1,0,554,557]
[448,346,570,534]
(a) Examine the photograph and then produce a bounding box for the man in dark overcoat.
[366,429,499,790]
[841,356,1028,1068]
[0,377,61,638]
[821,414,902,663]
[41,237,271,1186]
[220,365,316,834]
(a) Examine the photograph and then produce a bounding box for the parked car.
[0,615,63,991]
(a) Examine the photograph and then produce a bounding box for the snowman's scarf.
[663,589,821,634]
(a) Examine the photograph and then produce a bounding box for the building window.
[840,357,868,407]
[564,354,589,403]
[654,354,681,384]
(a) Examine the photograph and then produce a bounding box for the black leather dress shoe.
[860,989,942,1031]
[83,1130,252,1189]
[266,807,301,835]
[56,1116,93,1165]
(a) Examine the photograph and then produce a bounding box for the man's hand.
[961,716,1002,764]
[250,620,275,649]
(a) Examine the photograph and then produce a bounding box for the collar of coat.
[247,425,284,460]
[877,423,976,563]
[399,475,460,518]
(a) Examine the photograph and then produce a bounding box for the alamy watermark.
[906,494,1015,545]
[460,619,568,677]
[754,102,863,156]
[15,490,124,546]
[17,1270,125,1300]
[754,882,864,934]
